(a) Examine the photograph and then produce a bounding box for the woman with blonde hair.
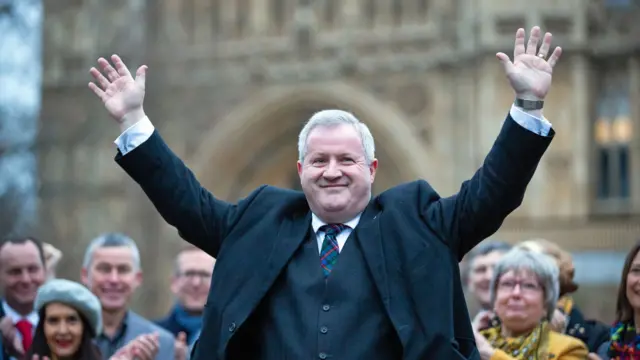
[472,248,587,359]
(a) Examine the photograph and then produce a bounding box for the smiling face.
[297,124,377,223]
[468,250,507,308]
[0,241,46,313]
[625,251,640,312]
[43,302,84,358]
[81,246,141,312]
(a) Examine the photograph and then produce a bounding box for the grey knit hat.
[34,279,102,336]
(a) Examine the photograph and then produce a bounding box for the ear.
[297,160,303,176]
[369,159,378,182]
[80,267,89,287]
[170,275,180,296]
[133,270,143,289]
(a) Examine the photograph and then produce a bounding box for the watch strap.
[514,98,544,110]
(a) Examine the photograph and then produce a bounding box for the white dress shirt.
[2,300,38,360]
[311,213,361,253]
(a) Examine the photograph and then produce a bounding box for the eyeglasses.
[179,270,212,281]
[497,279,542,293]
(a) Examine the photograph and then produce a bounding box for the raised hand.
[496,26,562,101]
[88,55,148,130]
[175,331,188,360]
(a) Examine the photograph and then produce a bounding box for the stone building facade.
[40,0,639,317]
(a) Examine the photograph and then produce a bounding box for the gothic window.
[324,0,336,27]
[272,0,285,32]
[210,0,221,35]
[236,0,249,36]
[417,0,428,17]
[362,0,376,27]
[392,0,403,25]
[593,63,633,204]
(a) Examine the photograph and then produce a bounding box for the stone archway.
[189,81,435,200]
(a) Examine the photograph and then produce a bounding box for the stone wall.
[38,0,640,317]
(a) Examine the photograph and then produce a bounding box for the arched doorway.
[189,81,434,201]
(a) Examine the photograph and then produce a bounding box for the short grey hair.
[297,109,375,164]
[464,240,512,282]
[82,232,141,271]
[489,248,559,321]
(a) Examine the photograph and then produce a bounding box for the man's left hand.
[497,26,563,101]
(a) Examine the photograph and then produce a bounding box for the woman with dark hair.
[591,240,640,359]
[26,279,103,360]
[26,279,160,360]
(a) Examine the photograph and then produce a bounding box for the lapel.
[263,210,312,287]
[354,200,390,308]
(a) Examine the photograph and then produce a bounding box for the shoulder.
[378,180,440,204]
[128,312,175,345]
[243,185,306,211]
[548,331,588,356]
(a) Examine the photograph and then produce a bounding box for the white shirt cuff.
[113,117,155,155]
[509,104,552,136]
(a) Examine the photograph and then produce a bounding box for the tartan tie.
[319,224,347,277]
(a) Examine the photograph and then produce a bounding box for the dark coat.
[116,115,553,360]
[565,306,610,353]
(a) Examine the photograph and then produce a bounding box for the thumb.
[177,331,187,344]
[135,65,147,89]
[496,52,515,74]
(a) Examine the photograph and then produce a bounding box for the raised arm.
[423,26,562,260]
[88,55,249,257]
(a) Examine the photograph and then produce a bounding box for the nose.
[58,321,70,334]
[510,284,523,296]
[484,269,494,281]
[322,160,342,179]
[19,271,31,282]
[107,269,120,282]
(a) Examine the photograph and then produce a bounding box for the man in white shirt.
[0,236,46,359]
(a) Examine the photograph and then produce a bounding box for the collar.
[1,300,38,325]
[311,213,361,233]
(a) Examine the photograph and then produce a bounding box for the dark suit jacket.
[0,304,7,360]
[116,114,553,359]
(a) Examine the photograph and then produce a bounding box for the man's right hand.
[0,316,24,357]
[88,55,148,132]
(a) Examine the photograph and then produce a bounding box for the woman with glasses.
[472,248,588,360]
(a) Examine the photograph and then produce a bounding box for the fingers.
[496,52,515,74]
[87,82,106,101]
[177,331,187,344]
[89,67,110,90]
[547,46,562,68]
[513,28,526,58]
[133,333,160,359]
[111,54,132,78]
[537,32,553,59]
[525,26,541,55]
[135,65,147,89]
[98,58,120,82]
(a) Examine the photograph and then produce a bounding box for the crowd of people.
[4,232,640,359]
[463,238,640,359]
[0,234,214,360]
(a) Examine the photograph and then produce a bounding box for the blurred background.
[1,0,639,322]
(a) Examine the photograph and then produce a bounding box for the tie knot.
[16,319,32,333]
[320,223,347,236]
